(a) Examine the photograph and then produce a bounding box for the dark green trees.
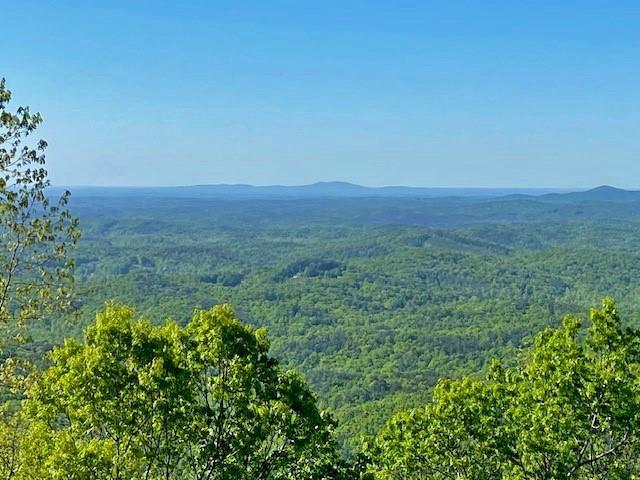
[16,304,344,479]
[367,298,640,479]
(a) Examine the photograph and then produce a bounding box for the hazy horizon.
[5,2,640,188]
[49,181,620,191]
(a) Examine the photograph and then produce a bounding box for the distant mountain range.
[173,182,569,198]
[538,185,640,203]
[53,182,576,199]
[55,183,640,228]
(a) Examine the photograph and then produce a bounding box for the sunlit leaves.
[367,299,640,479]
[15,303,345,479]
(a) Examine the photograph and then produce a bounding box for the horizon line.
[47,182,616,191]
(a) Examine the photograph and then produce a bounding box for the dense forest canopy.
[13,304,350,479]
[368,299,640,479]
[4,78,640,478]
[36,190,640,447]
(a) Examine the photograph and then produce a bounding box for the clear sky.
[3,1,640,187]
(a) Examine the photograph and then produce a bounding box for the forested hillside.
[5,0,640,472]
[31,190,640,447]
[4,75,640,477]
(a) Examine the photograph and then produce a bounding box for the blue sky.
[3,1,640,187]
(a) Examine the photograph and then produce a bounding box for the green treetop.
[367,298,640,479]
[16,303,350,480]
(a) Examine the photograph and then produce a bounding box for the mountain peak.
[588,185,625,194]
[538,185,640,203]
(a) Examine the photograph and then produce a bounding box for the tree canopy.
[5,77,640,479]
[3,303,349,479]
[366,298,640,479]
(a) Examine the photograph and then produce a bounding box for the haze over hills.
[50,183,640,235]
[537,185,640,203]
[38,179,640,450]
[50,182,590,200]
[7,0,640,475]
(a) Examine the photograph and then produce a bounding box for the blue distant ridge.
[48,182,575,199]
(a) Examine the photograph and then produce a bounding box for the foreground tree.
[0,78,80,334]
[0,78,79,480]
[367,298,640,479]
[18,303,347,479]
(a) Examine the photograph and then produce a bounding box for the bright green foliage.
[53,201,640,445]
[0,78,80,480]
[0,355,36,471]
[0,78,79,335]
[367,298,640,479]
[365,377,503,479]
[22,304,192,479]
[16,304,346,479]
